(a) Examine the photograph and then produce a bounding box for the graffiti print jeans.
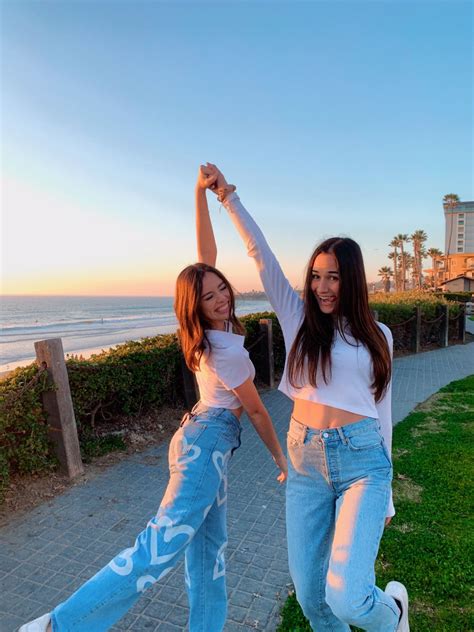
[51,405,241,632]
[286,416,400,632]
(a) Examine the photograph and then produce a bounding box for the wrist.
[216,184,236,203]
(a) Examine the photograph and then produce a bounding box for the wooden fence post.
[458,304,466,343]
[176,329,199,409]
[412,307,422,354]
[258,318,275,389]
[439,305,449,348]
[34,338,84,479]
[180,356,199,410]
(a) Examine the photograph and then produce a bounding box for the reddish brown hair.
[174,263,245,371]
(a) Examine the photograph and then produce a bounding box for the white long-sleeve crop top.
[223,193,395,517]
[195,328,256,409]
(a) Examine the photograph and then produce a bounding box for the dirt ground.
[0,404,187,528]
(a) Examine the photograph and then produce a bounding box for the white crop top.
[195,328,256,409]
[223,193,395,517]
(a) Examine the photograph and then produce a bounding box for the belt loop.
[303,425,309,443]
[336,426,348,445]
[180,412,190,427]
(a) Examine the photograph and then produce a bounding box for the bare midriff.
[292,398,365,429]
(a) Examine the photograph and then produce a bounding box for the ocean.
[0,295,272,372]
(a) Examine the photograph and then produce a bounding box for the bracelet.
[216,184,236,203]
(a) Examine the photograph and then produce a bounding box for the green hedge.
[241,311,285,372]
[66,334,183,431]
[370,290,461,323]
[440,291,473,303]
[0,364,57,500]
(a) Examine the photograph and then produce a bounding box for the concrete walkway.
[0,340,473,632]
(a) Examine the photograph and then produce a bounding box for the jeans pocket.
[287,430,301,448]
[347,430,382,451]
[181,421,207,454]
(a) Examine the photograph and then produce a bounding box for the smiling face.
[310,252,340,314]
[200,271,231,330]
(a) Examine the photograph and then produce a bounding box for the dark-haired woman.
[209,167,409,632]
[19,166,287,632]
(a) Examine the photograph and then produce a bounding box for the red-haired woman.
[208,166,409,632]
[19,166,287,632]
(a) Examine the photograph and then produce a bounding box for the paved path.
[1,340,473,632]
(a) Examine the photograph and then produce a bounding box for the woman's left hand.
[385,517,392,526]
[197,163,218,190]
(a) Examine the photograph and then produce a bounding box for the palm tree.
[378,266,392,293]
[394,234,409,291]
[443,193,460,210]
[399,251,413,290]
[388,239,399,291]
[426,247,443,288]
[409,229,428,289]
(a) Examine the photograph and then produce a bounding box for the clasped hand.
[197,162,228,193]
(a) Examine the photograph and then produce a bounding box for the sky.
[1,0,472,296]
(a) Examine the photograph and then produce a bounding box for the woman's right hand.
[274,454,288,483]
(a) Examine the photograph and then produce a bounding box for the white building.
[444,200,474,254]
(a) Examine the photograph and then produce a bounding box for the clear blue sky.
[2,0,472,295]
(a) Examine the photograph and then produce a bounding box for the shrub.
[0,364,57,500]
[66,334,184,432]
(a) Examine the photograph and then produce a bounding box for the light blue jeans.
[52,405,241,632]
[286,416,400,631]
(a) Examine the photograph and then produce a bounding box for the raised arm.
[209,166,303,329]
[195,164,218,266]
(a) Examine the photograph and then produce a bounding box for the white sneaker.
[18,612,51,632]
[385,581,409,631]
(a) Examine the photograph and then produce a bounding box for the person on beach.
[20,166,287,632]
[206,165,410,632]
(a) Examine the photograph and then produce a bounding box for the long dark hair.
[287,237,391,401]
[174,263,245,371]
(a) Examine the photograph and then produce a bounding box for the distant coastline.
[1,295,273,376]
[236,291,267,300]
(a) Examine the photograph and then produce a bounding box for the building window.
[458,220,464,225]
[458,213,465,218]
[457,247,463,252]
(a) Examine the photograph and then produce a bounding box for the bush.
[66,334,184,432]
[0,364,57,500]
[241,311,285,372]
[370,290,460,323]
[441,291,473,303]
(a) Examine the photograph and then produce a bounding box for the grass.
[277,375,474,632]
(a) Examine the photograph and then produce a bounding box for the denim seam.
[321,440,334,490]
[199,501,207,631]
